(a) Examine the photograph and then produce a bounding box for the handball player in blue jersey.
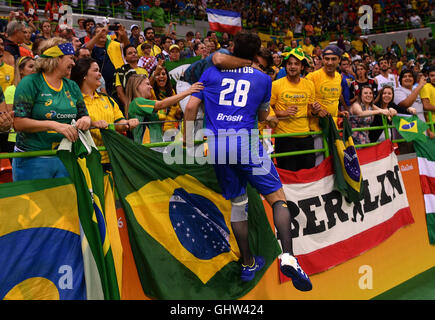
[183,31,312,291]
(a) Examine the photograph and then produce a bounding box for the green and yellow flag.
[101,129,280,300]
[321,115,364,203]
[58,130,120,300]
[393,115,429,142]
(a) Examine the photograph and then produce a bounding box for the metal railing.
[1,113,433,161]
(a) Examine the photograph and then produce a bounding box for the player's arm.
[183,95,202,146]
[212,52,252,69]
[258,99,271,122]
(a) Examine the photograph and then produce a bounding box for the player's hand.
[189,82,204,94]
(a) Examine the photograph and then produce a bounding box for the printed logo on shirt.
[320,85,340,98]
[45,111,76,119]
[64,90,75,107]
[45,99,53,106]
[279,91,308,104]
[216,113,243,122]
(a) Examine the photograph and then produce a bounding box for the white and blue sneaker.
[240,256,265,282]
[280,253,312,291]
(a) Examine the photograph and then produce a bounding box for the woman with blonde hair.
[12,37,91,181]
[125,74,202,146]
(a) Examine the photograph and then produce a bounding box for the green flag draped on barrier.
[57,128,120,300]
[101,129,280,299]
[321,115,363,203]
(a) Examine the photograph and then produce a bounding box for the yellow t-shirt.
[115,67,149,87]
[421,83,435,105]
[351,39,364,53]
[0,62,15,92]
[396,61,404,74]
[83,92,125,163]
[305,68,342,131]
[302,44,314,56]
[420,83,435,122]
[373,3,381,14]
[271,76,315,136]
[137,41,162,57]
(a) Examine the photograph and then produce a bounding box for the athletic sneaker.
[280,253,312,291]
[240,256,265,282]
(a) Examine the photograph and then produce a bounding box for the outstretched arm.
[183,96,202,145]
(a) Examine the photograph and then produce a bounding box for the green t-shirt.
[13,72,88,151]
[128,97,162,145]
[146,6,167,28]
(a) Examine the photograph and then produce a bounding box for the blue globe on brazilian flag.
[101,130,281,300]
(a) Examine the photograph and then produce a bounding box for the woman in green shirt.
[12,37,91,181]
[125,73,202,147]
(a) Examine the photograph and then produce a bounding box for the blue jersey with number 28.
[192,65,272,135]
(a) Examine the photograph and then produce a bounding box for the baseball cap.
[169,44,180,51]
[322,44,343,57]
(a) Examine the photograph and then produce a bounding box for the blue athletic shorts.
[211,141,282,200]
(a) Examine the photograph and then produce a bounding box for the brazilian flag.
[393,115,429,142]
[101,129,280,300]
[57,130,120,300]
[0,178,86,300]
[321,115,363,203]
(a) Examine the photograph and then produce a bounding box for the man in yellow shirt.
[420,65,435,138]
[271,47,316,171]
[114,44,149,113]
[306,44,347,165]
[283,27,293,46]
[351,35,364,53]
[301,37,314,56]
[0,61,14,92]
[138,27,162,57]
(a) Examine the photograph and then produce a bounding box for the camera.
[108,25,119,31]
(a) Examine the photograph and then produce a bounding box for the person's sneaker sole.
[281,264,312,291]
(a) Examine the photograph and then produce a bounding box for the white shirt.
[376,73,398,91]
[394,86,425,122]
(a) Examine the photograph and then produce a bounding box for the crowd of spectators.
[0,0,435,179]
[11,0,435,35]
